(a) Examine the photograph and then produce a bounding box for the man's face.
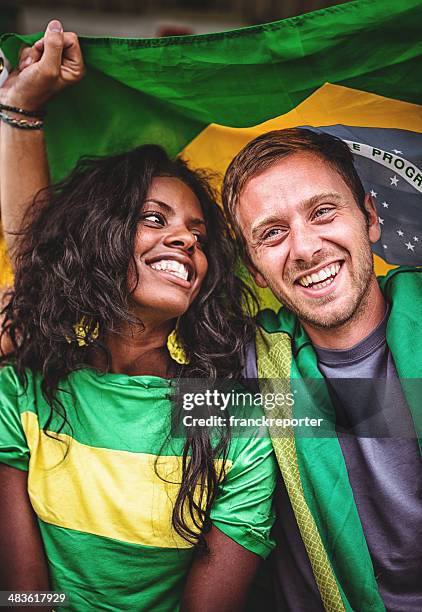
[236,152,381,330]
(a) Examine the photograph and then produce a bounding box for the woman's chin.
[129,295,194,323]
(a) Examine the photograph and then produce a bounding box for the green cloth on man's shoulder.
[254,265,422,612]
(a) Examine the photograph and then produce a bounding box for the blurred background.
[1,0,353,37]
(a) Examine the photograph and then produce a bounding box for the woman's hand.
[0,19,85,111]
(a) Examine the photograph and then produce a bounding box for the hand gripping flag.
[1,0,421,303]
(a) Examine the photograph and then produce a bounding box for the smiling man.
[223,128,422,611]
[228,133,384,348]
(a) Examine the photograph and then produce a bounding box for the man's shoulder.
[379,266,422,303]
[253,310,296,378]
[256,306,297,335]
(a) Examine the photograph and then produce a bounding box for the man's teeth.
[149,260,189,281]
[298,263,341,288]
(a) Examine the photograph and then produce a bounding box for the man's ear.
[364,194,381,244]
[245,260,268,289]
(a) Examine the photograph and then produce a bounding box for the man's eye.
[314,207,333,219]
[142,212,165,225]
[263,228,283,241]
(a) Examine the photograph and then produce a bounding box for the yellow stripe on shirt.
[22,411,231,549]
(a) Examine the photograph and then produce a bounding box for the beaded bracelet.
[0,112,44,130]
[0,102,46,119]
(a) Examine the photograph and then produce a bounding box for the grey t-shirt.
[315,313,422,612]
[251,310,422,611]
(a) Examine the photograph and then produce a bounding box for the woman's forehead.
[146,176,205,221]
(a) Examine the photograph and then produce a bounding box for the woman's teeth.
[149,259,189,281]
[298,263,341,288]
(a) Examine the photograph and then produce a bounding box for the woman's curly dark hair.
[0,144,257,548]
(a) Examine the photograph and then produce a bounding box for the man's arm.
[181,526,261,611]
[0,20,84,266]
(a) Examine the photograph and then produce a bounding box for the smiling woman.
[0,141,278,611]
[3,144,252,381]
[0,21,277,612]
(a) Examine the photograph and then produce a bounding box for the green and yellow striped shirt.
[0,365,276,611]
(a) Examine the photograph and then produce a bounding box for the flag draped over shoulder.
[0,0,421,297]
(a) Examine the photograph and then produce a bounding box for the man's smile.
[296,261,342,287]
[293,260,343,298]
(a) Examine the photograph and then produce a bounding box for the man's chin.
[285,292,359,330]
[296,302,360,330]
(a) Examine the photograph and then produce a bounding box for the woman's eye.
[193,233,208,248]
[142,212,164,225]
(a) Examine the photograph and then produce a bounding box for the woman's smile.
[145,252,195,287]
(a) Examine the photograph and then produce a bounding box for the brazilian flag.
[0,0,421,298]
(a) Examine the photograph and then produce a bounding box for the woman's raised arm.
[0,20,85,267]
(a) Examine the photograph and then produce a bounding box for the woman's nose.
[164,226,197,252]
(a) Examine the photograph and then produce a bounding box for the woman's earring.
[67,316,100,347]
[167,325,189,365]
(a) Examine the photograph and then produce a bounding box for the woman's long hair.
[0,144,257,547]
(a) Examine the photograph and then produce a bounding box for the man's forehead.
[245,152,334,185]
[238,152,351,208]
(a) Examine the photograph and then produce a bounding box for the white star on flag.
[312,124,421,267]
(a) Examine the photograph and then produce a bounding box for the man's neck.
[301,278,387,350]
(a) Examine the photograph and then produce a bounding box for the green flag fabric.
[0,0,420,181]
[0,0,421,291]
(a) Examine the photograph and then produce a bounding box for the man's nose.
[289,223,323,263]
